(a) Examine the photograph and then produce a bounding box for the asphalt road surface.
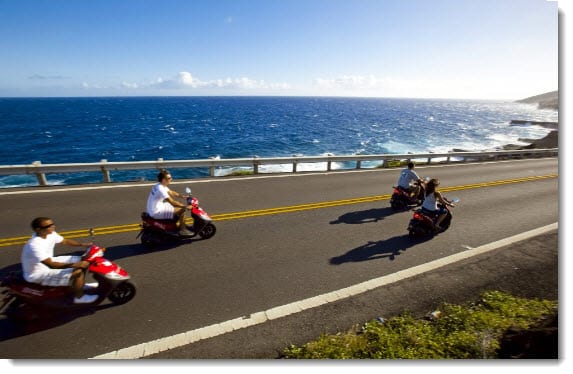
[0,158,559,359]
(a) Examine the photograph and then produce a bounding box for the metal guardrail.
[0,148,558,186]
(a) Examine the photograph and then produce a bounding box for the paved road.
[0,158,559,358]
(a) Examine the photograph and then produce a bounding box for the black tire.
[408,222,429,237]
[440,214,452,232]
[4,298,39,322]
[108,282,136,305]
[390,197,406,210]
[199,223,216,239]
[140,230,159,247]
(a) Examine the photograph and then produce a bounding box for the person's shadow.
[330,234,431,264]
[330,206,395,225]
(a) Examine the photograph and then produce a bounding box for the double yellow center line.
[0,174,557,248]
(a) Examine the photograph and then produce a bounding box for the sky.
[0,0,561,100]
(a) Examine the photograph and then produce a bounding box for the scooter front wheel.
[198,223,216,239]
[108,281,136,305]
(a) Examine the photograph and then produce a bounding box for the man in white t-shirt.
[397,162,423,198]
[21,217,98,304]
[146,169,193,236]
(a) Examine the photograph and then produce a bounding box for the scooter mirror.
[185,187,191,195]
[451,197,460,204]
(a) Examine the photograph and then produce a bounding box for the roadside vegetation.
[282,290,557,359]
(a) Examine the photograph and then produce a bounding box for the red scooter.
[0,242,136,322]
[138,187,216,247]
[407,198,459,237]
[390,177,428,211]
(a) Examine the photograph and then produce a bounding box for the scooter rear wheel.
[391,198,406,211]
[140,230,160,247]
[108,281,136,305]
[4,298,40,322]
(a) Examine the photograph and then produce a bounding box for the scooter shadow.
[0,302,116,342]
[329,234,432,264]
[330,207,396,225]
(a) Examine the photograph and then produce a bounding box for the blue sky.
[0,0,560,99]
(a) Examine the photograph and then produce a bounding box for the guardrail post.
[100,159,111,183]
[32,161,48,186]
[356,160,362,169]
[208,157,215,177]
[253,156,260,174]
[293,159,298,173]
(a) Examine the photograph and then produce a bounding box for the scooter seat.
[141,212,178,224]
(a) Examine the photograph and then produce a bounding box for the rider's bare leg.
[174,207,187,231]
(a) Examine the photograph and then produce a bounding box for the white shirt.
[146,183,171,216]
[21,231,64,282]
[397,168,420,189]
[422,192,438,211]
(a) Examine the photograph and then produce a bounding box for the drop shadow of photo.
[330,206,396,225]
[329,234,432,264]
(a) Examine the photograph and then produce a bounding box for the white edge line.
[90,222,558,359]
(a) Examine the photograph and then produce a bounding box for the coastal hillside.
[516,91,558,110]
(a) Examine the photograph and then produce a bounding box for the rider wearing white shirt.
[146,169,193,235]
[21,217,97,304]
[397,162,422,198]
[421,179,454,231]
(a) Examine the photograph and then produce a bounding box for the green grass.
[281,290,557,359]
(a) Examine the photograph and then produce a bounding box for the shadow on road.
[330,234,431,264]
[0,303,117,342]
[330,206,396,225]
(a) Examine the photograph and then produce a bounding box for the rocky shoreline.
[451,120,558,153]
[502,120,558,150]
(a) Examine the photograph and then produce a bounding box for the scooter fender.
[192,207,212,221]
[89,258,130,281]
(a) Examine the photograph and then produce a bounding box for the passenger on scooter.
[21,217,98,304]
[397,162,424,200]
[146,169,193,236]
[421,179,454,232]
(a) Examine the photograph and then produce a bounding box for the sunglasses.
[40,223,55,229]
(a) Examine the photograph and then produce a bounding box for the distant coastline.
[515,90,559,111]
[510,91,558,149]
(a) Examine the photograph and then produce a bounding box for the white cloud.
[312,74,543,100]
[150,72,291,91]
[121,82,139,89]
[313,75,418,97]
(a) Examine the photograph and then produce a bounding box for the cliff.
[516,91,559,110]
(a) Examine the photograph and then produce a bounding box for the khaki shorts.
[150,203,175,220]
[38,255,82,287]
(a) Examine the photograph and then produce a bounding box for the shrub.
[282,291,557,359]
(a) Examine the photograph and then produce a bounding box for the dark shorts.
[421,207,447,218]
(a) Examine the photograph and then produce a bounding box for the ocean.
[0,96,558,188]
